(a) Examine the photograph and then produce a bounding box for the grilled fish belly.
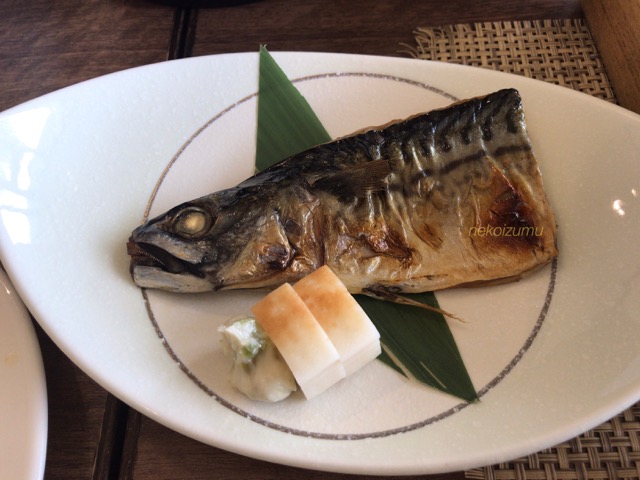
[128,89,558,294]
[323,89,558,292]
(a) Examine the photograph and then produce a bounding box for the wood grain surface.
[193,0,583,57]
[582,0,640,113]
[35,325,108,479]
[0,0,174,112]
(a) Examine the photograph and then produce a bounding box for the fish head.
[127,182,319,292]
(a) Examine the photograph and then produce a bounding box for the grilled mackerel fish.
[127,89,558,297]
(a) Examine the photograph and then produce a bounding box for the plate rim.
[0,268,48,480]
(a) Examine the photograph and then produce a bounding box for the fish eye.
[173,207,213,238]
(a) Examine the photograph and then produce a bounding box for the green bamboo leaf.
[255,46,478,402]
[357,293,478,402]
[256,45,331,170]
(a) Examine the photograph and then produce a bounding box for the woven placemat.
[466,403,640,480]
[407,19,616,102]
[407,19,639,480]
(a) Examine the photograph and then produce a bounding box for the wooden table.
[0,1,587,479]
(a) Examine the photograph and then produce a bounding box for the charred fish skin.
[128,89,557,294]
[316,88,558,293]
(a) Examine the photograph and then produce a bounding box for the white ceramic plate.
[0,52,639,475]
[0,269,47,479]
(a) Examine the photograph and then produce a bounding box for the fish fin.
[362,287,464,322]
[311,159,391,198]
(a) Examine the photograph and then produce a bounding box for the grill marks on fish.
[128,89,557,295]
[303,89,555,292]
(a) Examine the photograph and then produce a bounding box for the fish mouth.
[127,239,215,292]
[127,240,192,275]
